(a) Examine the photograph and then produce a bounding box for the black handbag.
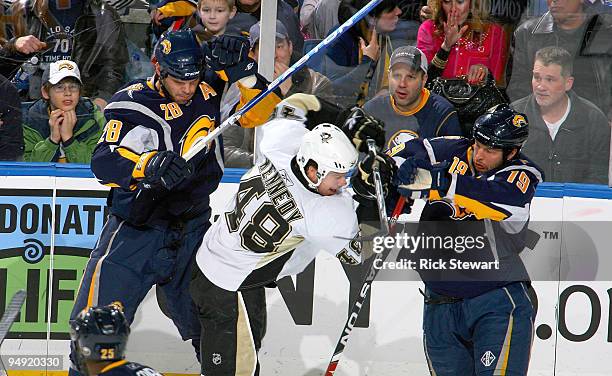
[428,75,508,135]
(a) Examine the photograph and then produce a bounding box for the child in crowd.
[194,0,237,41]
[22,60,105,164]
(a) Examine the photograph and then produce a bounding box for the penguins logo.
[320,132,332,143]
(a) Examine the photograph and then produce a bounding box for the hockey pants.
[422,282,535,376]
[190,267,267,376]
[69,213,211,374]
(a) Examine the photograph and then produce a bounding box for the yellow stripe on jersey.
[100,360,129,373]
[236,82,282,128]
[132,151,158,179]
[215,70,229,82]
[454,194,509,221]
[116,147,141,163]
[157,0,196,17]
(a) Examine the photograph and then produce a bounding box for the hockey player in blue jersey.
[68,29,281,374]
[392,104,543,375]
[70,304,163,376]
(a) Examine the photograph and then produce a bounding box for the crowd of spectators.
[0,0,611,185]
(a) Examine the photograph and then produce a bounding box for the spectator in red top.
[416,0,510,86]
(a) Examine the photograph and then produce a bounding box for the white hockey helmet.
[296,123,358,191]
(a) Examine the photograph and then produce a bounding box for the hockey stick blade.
[0,290,26,343]
[324,198,407,376]
[182,0,384,162]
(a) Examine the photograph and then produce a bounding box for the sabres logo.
[110,301,125,312]
[512,114,527,128]
[58,62,74,71]
[160,39,172,55]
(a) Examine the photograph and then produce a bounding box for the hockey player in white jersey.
[189,94,393,376]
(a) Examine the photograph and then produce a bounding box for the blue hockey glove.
[202,34,256,83]
[143,150,193,191]
[396,159,451,199]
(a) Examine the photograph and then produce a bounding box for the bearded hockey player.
[70,304,163,376]
[392,104,544,376]
[68,29,280,374]
[189,93,393,376]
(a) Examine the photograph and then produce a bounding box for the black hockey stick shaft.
[355,34,380,108]
[324,197,407,376]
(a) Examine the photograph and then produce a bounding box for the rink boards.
[1,163,612,376]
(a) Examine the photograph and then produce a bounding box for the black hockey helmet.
[154,29,203,81]
[70,304,129,374]
[472,104,529,150]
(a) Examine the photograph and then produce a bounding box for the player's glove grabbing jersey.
[390,136,544,298]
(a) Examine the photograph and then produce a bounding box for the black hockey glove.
[143,150,193,191]
[338,107,385,153]
[273,93,343,130]
[202,34,256,83]
[352,151,396,203]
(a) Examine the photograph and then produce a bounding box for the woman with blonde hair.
[417,0,510,86]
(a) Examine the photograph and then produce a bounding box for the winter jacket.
[23,97,105,163]
[511,91,610,184]
[0,74,24,160]
[507,12,612,117]
[3,0,128,100]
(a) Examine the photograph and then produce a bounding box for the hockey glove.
[352,151,397,203]
[203,34,256,83]
[339,107,385,153]
[143,150,193,191]
[396,159,451,199]
[273,93,344,130]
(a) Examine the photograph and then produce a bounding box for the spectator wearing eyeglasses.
[23,60,105,164]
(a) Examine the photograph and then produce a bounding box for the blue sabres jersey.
[390,137,544,298]
[100,360,162,376]
[93,75,225,226]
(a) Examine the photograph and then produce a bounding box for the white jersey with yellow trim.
[196,117,361,292]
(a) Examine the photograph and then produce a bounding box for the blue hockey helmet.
[154,29,203,81]
[70,304,130,374]
[472,104,529,150]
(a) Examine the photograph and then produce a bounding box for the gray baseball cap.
[389,46,428,73]
[248,20,289,49]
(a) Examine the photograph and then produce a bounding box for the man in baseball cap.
[22,59,105,163]
[389,45,429,75]
[248,20,290,49]
[363,45,462,149]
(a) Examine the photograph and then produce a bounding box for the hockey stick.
[324,142,407,375]
[368,139,389,234]
[325,198,406,376]
[183,0,384,162]
[0,290,26,344]
[0,290,27,376]
[355,35,380,108]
